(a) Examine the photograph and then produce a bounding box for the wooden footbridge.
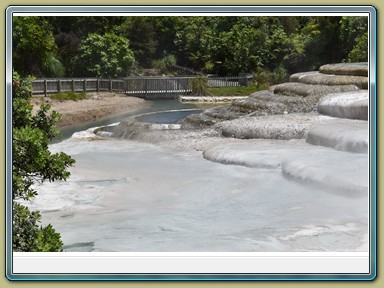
[31,74,253,100]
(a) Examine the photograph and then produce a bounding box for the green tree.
[347,32,368,62]
[31,15,368,77]
[46,16,125,39]
[174,17,217,72]
[151,16,182,59]
[13,17,64,77]
[222,19,268,74]
[54,32,81,76]
[12,72,75,251]
[339,16,368,62]
[121,17,158,68]
[280,32,311,73]
[73,33,135,77]
[300,16,344,70]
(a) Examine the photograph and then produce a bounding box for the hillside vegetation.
[13,16,367,79]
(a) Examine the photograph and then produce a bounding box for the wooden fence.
[32,74,253,99]
[31,78,125,97]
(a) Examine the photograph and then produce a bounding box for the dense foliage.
[13,17,64,77]
[13,15,368,78]
[72,33,135,78]
[12,73,75,251]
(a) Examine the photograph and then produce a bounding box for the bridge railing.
[31,78,125,96]
[123,76,194,99]
[31,74,253,99]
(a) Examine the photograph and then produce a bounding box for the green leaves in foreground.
[12,72,75,252]
[13,203,63,252]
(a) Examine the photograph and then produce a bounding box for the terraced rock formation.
[105,63,370,198]
[201,63,369,194]
[180,63,368,132]
[110,62,369,154]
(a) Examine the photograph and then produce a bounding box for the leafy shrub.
[272,65,289,84]
[253,67,273,90]
[73,33,135,78]
[163,54,177,67]
[347,32,368,62]
[190,76,210,96]
[12,72,75,251]
[41,52,65,78]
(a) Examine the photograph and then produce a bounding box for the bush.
[347,32,368,62]
[73,33,135,78]
[12,72,75,251]
[272,65,289,84]
[253,67,273,90]
[189,76,210,96]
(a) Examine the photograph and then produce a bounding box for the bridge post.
[165,78,168,97]
[124,78,128,94]
[44,80,47,97]
[145,78,148,99]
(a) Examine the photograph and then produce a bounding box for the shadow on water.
[52,99,200,143]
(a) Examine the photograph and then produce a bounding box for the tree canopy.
[13,15,368,78]
[13,17,64,77]
[72,32,135,77]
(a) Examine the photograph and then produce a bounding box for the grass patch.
[207,85,263,96]
[49,92,88,101]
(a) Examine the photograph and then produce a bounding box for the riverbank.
[32,92,149,128]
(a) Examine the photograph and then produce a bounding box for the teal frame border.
[5,5,377,281]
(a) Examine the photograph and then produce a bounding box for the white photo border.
[5,5,377,281]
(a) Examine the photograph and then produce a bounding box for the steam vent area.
[109,62,368,195]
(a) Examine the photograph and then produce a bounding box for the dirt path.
[32,92,149,127]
